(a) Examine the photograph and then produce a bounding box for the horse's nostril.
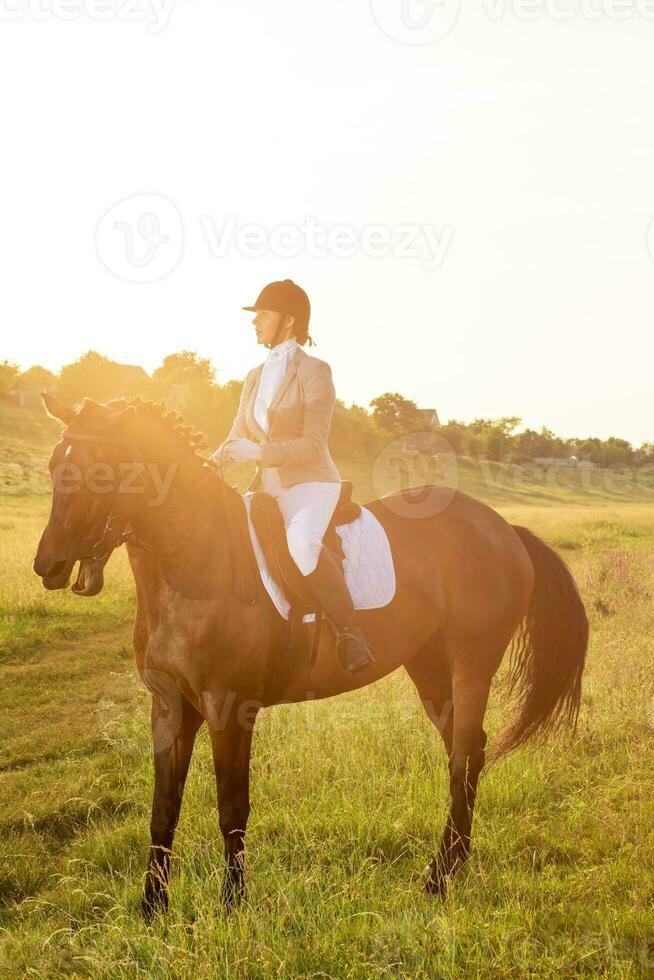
[36,559,69,580]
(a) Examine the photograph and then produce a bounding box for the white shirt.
[253,336,298,435]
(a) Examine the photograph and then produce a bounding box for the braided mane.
[76,395,209,460]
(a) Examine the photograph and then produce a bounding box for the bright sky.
[1,0,652,445]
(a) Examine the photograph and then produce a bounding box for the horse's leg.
[207,704,258,911]
[423,656,493,896]
[404,631,453,757]
[141,691,204,922]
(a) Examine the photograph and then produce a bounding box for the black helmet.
[242,278,310,334]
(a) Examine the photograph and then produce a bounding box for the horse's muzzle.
[34,557,75,590]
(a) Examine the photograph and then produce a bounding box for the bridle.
[60,428,219,564]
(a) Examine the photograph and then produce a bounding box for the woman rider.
[212,278,375,676]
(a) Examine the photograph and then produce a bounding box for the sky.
[1,0,653,446]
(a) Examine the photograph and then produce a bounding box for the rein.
[110,466,218,557]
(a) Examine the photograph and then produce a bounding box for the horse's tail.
[490,525,589,761]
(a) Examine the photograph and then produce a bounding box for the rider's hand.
[214,438,262,466]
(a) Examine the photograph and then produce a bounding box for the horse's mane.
[75,396,209,461]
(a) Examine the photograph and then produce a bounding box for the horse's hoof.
[140,891,168,924]
[421,861,447,898]
[220,879,246,913]
[140,898,155,924]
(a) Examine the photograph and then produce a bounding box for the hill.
[1,400,653,507]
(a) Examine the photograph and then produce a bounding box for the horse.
[33,393,588,919]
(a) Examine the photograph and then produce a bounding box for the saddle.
[249,481,361,653]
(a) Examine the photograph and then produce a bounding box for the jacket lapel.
[266,348,303,417]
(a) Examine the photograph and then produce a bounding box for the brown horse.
[33,393,588,919]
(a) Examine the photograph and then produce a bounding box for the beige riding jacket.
[217,346,341,490]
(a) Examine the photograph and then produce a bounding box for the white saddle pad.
[242,493,396,622]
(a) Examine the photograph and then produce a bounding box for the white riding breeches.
[260,476,341,576]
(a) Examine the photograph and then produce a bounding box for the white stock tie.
[253,337,298,434]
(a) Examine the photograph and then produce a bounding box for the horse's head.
[33,392,208,596]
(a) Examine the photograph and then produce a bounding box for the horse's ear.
[41,391,74,424]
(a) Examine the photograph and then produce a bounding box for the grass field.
[1,445,653,977]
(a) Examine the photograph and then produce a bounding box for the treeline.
[1,352,652,467]
[434,417,654,468]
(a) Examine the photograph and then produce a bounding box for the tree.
[58,351,150,404]
[569,436,603,464]
[369,392,425,439]
[58,351,112,402]
[513,427,541,461]
[152,351,215,389]
[330,400,383,459]
[468,416,522,461]
[433,419,469,455]
[150,351,222,445]
[203,380,246,449]
[0,360,19,399]
[602,437,633,467]
[19,365,57,391]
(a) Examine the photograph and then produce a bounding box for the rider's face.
[252,310,295,347]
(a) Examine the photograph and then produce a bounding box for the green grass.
[0,402,60,498]
[0,496,134,662]
[0,495,653,976]
[2,413,654,976]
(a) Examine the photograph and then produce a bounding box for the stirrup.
[334,630,376,675]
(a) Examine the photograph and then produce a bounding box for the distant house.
[8,381,42,411]
[402,408,441,452]
[9,366,57,410]
[10,363,150,408]
[90,363,150,402]
[417,408,440,428]
[113,364,150,397]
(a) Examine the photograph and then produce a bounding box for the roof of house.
[115,364,149,379]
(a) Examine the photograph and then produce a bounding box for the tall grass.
[0,502,652,976]
[0,497,134,661]
[1,482,653,976]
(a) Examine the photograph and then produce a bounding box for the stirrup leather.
[335,628,366,647]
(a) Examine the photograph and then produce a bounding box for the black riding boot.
[304,545,376,675]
